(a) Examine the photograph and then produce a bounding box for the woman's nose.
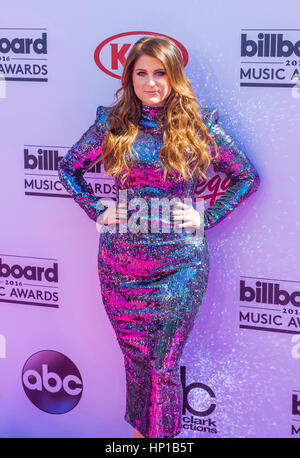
[146,76,156,86]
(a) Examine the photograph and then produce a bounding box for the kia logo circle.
[94,31,189,79]
[22,350,83,414]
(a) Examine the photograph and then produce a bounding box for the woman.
[58,35,260,438]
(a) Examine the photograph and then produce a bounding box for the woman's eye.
[136,71,166,76]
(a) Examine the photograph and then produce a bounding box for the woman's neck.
[140,104,163,124]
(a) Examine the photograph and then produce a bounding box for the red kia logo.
[94,31,189,79]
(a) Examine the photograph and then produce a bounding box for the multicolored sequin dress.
[58,104,260,438]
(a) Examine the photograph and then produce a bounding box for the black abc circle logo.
[22,350,83,414]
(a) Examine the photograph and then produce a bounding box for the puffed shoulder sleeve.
[201,108,260,230]
[57,105,109,222]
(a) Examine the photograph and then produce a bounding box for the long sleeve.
[201,108,260,230]
[58,105,109,222]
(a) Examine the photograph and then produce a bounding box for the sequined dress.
[58,104,260,438]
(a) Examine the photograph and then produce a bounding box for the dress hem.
[124,414,181,439]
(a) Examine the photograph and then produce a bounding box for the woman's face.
[132,55,172,107]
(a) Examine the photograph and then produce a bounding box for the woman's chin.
[142,97,164,106]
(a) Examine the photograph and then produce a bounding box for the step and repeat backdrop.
[1,0,300,438]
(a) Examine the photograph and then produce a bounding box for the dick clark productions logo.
[22,350,83,414]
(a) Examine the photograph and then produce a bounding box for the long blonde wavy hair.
[97,35,219,184]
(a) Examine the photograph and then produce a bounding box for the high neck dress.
[58,103,260,438]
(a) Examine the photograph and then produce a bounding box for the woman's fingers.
[102,205,126,225]
[177,221,193,228]
[116,205,127,220]
[116,202,127,217]
[174,202,189,209]
[172,204,201,229]
[173,207,188,219]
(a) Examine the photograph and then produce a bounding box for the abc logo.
[22,350,83,414]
